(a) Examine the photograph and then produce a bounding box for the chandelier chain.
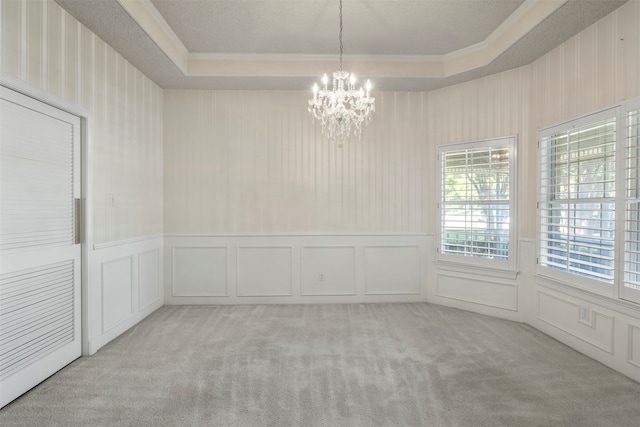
[339,0,343,71]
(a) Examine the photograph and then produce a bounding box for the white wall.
[163,90,433,303]
[427,67,531,236]
[1,0,164,353]
[428,0,640,380]
[89,236,163,353]
[163,90,428,234]
[527,0,640,383]
[3,0,640,381]
[164,234,428,305]
[1,0,164,244]
[163,0,640,381]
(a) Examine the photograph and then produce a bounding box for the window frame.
[536,98,640,304]
[436,136,518,273]
[537,107,618,297]
[622,97,640,304]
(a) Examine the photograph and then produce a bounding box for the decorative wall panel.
[90,236,164,352]
[101,256,133,333]
[629,324,640,368]
[172,247,227,297]
[537,291,614,354]
[364,246,420,295]
[165,234,428,304]
[237,246,293,297]
[301,246,356,296]
[138,249,160,310]
[436,273,517,311]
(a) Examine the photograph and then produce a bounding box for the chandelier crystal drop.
[308,0,375,147]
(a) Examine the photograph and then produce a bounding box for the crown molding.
[443,0,566,75]
[116,0,189,73]
[116,0,567,79]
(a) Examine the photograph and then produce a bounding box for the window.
[438,136,516,270]
[538,113,616,284]
[624,104,640,303]
[538,98,640,303]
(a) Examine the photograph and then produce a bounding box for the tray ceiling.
[55,0,628,91]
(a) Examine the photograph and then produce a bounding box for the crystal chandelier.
[308,0,375,147]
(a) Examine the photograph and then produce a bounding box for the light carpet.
[1,303,640,426]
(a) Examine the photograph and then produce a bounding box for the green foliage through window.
[441,141,512,261]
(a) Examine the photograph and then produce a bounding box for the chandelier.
[308,0,375,147]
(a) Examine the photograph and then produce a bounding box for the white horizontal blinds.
[0,98,75,253]
[0,260,75,379]
[441,143,510,260]
[624,108,640,292]
[539,116,616,283]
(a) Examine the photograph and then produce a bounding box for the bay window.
[538,98,640,303]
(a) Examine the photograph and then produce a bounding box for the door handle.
[74,198,82,245]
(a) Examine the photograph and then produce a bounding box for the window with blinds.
[439,137,515,267]
[625,108,640,295]
[539,115,616,284]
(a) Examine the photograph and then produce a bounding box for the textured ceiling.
[55,0,629,91]
[150,0,524,55]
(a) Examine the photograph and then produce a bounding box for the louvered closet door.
[0,86,81,408]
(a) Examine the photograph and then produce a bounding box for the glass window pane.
[625,109,640,291]
[539,116,616,284]
[441,142,512,261]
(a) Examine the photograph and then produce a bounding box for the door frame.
[1,72,93,356]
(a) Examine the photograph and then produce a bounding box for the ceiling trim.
[117,0,189,73]
[444,0,564,75]
[117,0,566,79]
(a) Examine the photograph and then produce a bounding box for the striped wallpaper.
[526,0,640,238]
[427,66,531,235]
[163,90,429,233]
[1,0,164,244]
[163,69,529,235]
[3,0,639,241]
[164,0,639,238]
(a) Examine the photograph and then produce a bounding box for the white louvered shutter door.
[0,86,81,408]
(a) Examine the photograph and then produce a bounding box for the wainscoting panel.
[172,247,228,297]
[89,236,163,353]
[364,246,420,295]
[165,234,428,304]
[435,273,518,311]
[301,246,356,296]
[138,249,161,311]
[537,291,614,354]
[237,246,293,297]
[629,324,640,368]
[101,256,133,334]
[531,281,640,382]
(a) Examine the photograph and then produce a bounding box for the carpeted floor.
[1,303,640,426]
